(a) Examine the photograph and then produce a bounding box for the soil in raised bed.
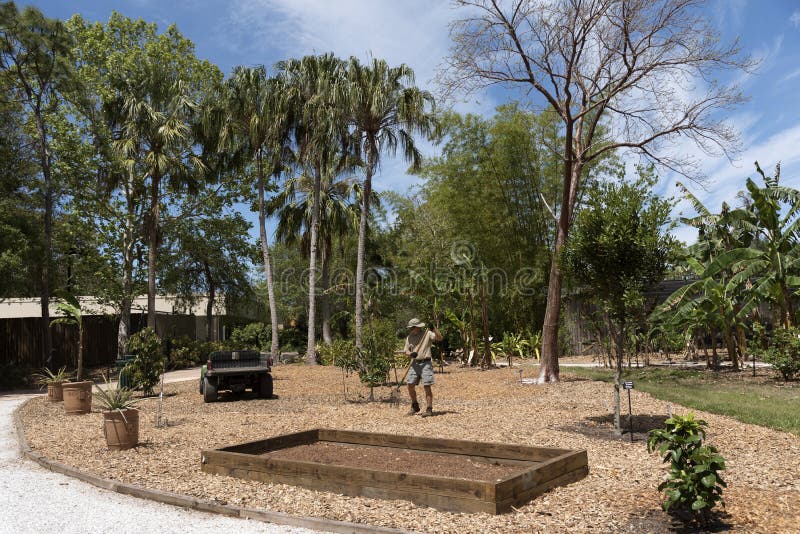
[264,441,528,481]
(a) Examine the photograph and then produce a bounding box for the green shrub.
[647,413,726,514]
[165,336,205,370]
[279,327,305,353]
[230,322,271,351]
[759,326,800,380]
[0,364,32,390]
[127,327,165,396]
[317,339,356,366]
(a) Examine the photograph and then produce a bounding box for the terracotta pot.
[46,381,64,402]
[103,408,139,451]
[62,381,93,414]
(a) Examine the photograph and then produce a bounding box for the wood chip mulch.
[18,364,800,533]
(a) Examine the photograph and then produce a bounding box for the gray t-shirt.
[404,329,436,361]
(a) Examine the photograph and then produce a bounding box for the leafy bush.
[647,413,726,514]
[0,364,32,390]
[758,326,800,380]
[279,327,306,353]
[127,327,165,396]
[165,336,205,370]
[230,323,271,351]
[317,339,356,366]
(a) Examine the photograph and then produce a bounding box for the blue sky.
[22,0,800,245]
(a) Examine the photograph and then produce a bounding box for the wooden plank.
[203,452,493,501]
[214,429,319,454]
[495,465,590,513]
[495,450,588,501]
[319,429,571,462]
[203,464,497,514]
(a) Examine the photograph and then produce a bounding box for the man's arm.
[430,326,443,343]
[403,337,414,357]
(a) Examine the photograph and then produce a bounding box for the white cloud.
[667,120,800,244]
[791,10,800,27]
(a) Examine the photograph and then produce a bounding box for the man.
[403,317,442,417]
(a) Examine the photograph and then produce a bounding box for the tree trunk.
[539,153,582,383]
[77,322,84,381]
[321,237,332,344]
[257,154,281,359]
[467,288,478,364]
[306,162,322,364]
[611,319,625,433]
[354,144,375,349]
[118,170,136,359]
[204,261,215,341]
[147,172,160,331]
[721,314,739,371]
[34,114,53,369]
[480,280,491,368]
[711,331,719,369]
[118,299,131,359]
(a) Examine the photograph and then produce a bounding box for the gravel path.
[0,389,317,534]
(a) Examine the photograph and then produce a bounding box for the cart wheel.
[258,374,273,399]
[199,376,204,394]
[203,377,218,403]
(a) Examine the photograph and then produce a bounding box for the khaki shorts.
[406,358,434,386]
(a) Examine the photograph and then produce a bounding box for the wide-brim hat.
[406,318,426,329]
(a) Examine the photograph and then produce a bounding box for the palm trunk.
[257,154,280,358]
[204,261,215,341]
[147,172,160,331]
[306,162,322,364]
[35,113,53,369]
[118,169,136,359]
[321,237,332,344]
[354,145,375,349]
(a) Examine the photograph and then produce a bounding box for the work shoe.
[421,406,433,417]
[406,402,420,415]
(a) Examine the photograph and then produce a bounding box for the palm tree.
[267,166,362,343]
[219,66,291,358]
[115,74,205,330]
[278,54,349,363]
[346,57,435,348]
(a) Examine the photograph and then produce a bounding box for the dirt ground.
[19,363,800,533]
[266,441,525,481]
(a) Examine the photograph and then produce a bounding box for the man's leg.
[406,383,420,414]
[423,385,433,410]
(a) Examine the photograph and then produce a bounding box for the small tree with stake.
[561,169,676,432]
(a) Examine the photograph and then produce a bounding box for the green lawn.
[564,366,800,435]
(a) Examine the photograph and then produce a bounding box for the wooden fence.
[0,315,120,370]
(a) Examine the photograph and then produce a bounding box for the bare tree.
[442,0,754,382]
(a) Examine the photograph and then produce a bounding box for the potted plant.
[32,366,74,402]
[94,378,140,451]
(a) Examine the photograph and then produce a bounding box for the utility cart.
[199,350,272,403]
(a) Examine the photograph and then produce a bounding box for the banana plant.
[652,257,756,370]
[445,307,471,363]
[709,162,800,329]
[50,290,85,380]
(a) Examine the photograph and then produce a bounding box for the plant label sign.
[623,381,634,390]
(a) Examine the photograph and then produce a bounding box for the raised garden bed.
[201,428,588,514]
